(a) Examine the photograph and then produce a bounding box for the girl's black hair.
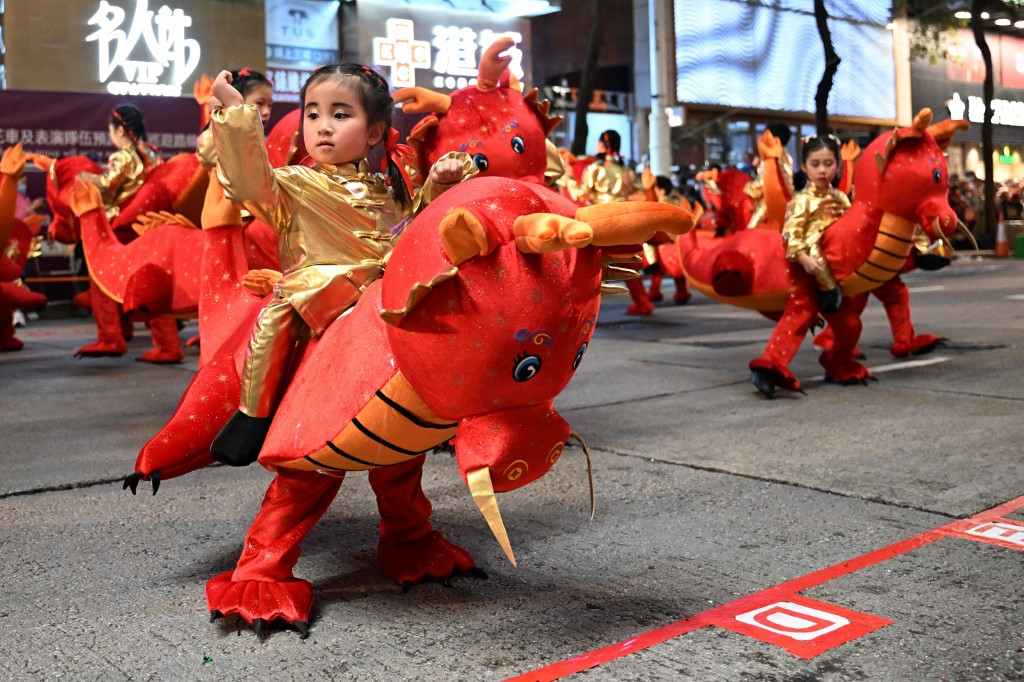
[110,104,147,141]
[599,129,622,155]
[655,175,674,195]
[230,68,273,99]
[801,135,840,164]
[767,122,792,147]
[300,63,411,207]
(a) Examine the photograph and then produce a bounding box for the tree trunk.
[971,2,997,242]
[571,1,602,156]
[813,0,841,136]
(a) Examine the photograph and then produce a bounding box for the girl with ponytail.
[205,63,468,466]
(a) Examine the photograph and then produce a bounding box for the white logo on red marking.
[965,521,1024,547]
[735,601,851,641]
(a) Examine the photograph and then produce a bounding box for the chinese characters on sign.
[372,17,524,90]
[85,0,201,97]
[0,127,196,156]
[265,0,341,102]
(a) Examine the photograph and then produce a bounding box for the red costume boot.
[75,285,126,357]
[0,308,22,351]
[625,278,654,316]
[648,273,664,302]
[673,276,692,305]
[137,315,183,364]
[873,277,943,357]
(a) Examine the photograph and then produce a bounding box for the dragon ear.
[393,87,451,115]
[440,207,494,265]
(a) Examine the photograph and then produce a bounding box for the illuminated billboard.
[674,0,895,121]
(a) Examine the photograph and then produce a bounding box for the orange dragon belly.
[839,212,917,298]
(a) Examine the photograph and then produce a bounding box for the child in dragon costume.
[678,110,966,397]
[122,41,700,636]
[782,135,849,314]
[208,64,469,467]
[0,144,47,351]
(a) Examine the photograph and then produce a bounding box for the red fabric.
[75,284,126,356]
[0,307,22,351]
[137,316,183,364]
[818,293,871,382]
[626,278,653,315]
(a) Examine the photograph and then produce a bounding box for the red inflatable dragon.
[0,145,47,350]
[680,110,966,396]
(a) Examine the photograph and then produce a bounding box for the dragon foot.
[206,571,313,638]
[820,352,874,385]
[136,348,184,364]
[673,291,691,305]
[74,340,126,358]
[378,530,479,588]
[892,334,944,358]
[122,470,160,495]
[0,336,24,352]
[748,359,802,398]
[626,300,654,316]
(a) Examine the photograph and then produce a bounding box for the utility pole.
[648,0,673,175]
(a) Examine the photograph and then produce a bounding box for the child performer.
[579,129,635,204]
[782,135,848,313]
[209,64,463,466]
[196,68,274,169]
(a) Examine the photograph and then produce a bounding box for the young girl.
[196,68,274,168]
[782,135,849,313]
[579,129,635,204]
[78,105,160,222]
[209,64,463,466]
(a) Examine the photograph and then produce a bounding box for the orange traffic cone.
[995,221,1010,257]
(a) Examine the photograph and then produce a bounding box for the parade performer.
[678,110,966,397]
[745,123,795,229]
[640,171,692,308]
[0,144,47,351]
[781,135,850,314]
[208,63,467,467]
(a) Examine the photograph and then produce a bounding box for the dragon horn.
[575,201,700,246]
[393,86,452,115]
[926,119,969,150]
[467,468,517,567]
[912,108,933,133]
[477,36,515,92]
[513,213,594,254]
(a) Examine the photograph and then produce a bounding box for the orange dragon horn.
[477,36,515,92]
[926,119,969,150]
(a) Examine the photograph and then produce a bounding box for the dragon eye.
[513,354,541,382]
[473,153,489,171]
[932,169,942,184]
[572,342,588,370]
[511,135,525,154]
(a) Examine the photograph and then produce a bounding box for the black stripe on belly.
[874,245,909,260]
[322,442,378,467]
[351,417,430,457]
[878,230,913,244]
[854,269,885,283]
[865,258,900,273]
[374,390,458,429]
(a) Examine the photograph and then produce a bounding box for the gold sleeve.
[782,193,811,259]
[196,127,216,168]
[211,104,288,227]
[580,163,603,203]
[834,189,852,211]
[544,140,568,188]
[621,167,637,197]
[97,149,135,202]
[415,151,479,211]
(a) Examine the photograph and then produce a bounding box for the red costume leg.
[648,273,664,302]
[625,278,654,316]
[370,457,477,586]
[137,315,184,364]
[206,469,343,628]
[819,293,871,384]
[873,277,943,357]
[0,307,22,352]
[749,285,818,393]
[673,276,691,305]
[75,285,126,357]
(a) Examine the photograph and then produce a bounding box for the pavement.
[1,258,1022,681]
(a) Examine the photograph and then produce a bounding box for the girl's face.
[108,123,132,149]
[244,84,274,125]
[302,78,384,167]
[803,147,838,188]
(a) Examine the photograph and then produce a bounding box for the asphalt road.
[1,258,1022,681]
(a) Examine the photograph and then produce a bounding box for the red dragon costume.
[679,110,966,397]
[0,144,47,351]
[118,43,698,635]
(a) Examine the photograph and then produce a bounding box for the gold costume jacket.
[745,151,794,229]
[212,104,402,335]
[99,145,158,218]
[782,185,851,260]
[580,158,635,204]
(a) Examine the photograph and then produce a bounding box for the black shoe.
[211,411,272,467]
[816,287,841,314]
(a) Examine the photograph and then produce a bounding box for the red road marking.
[507,496,1024,681]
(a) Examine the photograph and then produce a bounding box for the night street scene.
[1,1,1022,680]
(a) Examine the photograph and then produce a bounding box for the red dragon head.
[394,37,561,186]
[379,176,698,563]
[858,109,968,241]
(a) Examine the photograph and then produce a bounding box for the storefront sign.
[265,0,340,102]
[947,91,1024,128]
[372,16,523,90]
[85,0,200,97]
